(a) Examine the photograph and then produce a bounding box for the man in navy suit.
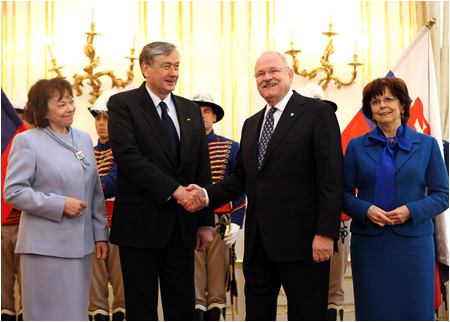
[108,42,214,321]
[184,51,344,320]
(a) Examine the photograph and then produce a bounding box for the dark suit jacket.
[108,82,214,249]
[207,91,344,262]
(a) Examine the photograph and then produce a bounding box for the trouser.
[194,214,230,312]
[89,241,125,318]
[328,220,350,311]
[244,228,330,321]
[119,219,195,321]
[1,225,22,317]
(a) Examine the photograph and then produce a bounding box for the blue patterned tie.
[160,101,180,165]
[257,106,277,170]
[368,125,412,211]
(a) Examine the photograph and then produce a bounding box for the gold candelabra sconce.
[48,22,138,105]
[285,23,362,90]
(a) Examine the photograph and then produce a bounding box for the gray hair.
[139,41,178,68]
[257,51,292,70]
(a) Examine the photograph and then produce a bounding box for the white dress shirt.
[145,84,181,139]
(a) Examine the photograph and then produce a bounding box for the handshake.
[173,184,207,213]
[173,184,241,246]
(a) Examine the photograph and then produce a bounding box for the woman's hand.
[64,197,87,218]
[367,205,395,227]
[384,205,411,224]
[95,241,109,260]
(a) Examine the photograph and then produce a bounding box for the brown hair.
[361,77,411,125]
[24,77,73,128]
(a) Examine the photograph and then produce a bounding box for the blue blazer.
[3,127,109,258]
[343,125,449,237]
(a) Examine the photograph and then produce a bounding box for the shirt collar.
[267,90,293,113]
[145,84,173,108]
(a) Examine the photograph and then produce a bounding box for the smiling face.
[46,90,76,133]
[254,52,293,107]
[370,87,404,131]
[142,50,180,100]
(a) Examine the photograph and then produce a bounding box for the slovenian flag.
[1,89,27,225]
[341,22,447,309]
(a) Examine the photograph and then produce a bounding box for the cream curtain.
[426,1,449,141]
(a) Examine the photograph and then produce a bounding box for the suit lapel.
[139,84,177,167]
[247,109,266,174]
[364,128,382,164]
[258,93,304,171]
[395,125,419,174]
[173,94,192,172]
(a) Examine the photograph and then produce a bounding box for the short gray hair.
[257,51,292,69]
[139,41,178,68]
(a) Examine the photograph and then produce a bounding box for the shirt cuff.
[202,188,210,207]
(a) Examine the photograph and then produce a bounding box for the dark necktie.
[368,125,412,211]
[159,101,180,165]
[257,106,277,170]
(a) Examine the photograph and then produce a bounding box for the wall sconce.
[285,22,362,90]
[48,16,137,104]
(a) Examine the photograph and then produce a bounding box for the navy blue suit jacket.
[343,125,449,236]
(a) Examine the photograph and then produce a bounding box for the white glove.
[223,223,240,245]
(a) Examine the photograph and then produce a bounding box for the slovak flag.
[341,23,448,309]
[1,89,27,225]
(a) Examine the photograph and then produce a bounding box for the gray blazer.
[4,127,109,258]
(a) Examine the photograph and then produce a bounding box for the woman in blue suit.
[3,78,110,321]
[343,77,448,320]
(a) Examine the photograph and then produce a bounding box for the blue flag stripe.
[1,89,23,154]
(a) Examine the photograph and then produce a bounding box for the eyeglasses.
[254,67,289,79]
[370,96,396,107]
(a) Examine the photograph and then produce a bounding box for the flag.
[1,89,27,225]
[341,23,447,308]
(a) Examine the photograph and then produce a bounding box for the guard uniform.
[87,90,125,321]
[88,139,125,321]
[194,130,246,319]
[327,213,351,320]
[1,210,22,321]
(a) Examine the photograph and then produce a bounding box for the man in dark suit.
[184,51,344,320]
[107,41,214,321]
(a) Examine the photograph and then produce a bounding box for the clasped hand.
[367,205,411,227]
[174,184,206,212]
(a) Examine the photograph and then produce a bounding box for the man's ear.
[141,62,151,78]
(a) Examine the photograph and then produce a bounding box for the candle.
[91,7,95,25]
[329,10,333,24]
[47,44,55,60]
[290,28,293,43]
[132,33,136,49]
[354,40,357,55]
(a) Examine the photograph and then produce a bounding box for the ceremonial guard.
[190,92,246,320]
[88,90,125,321]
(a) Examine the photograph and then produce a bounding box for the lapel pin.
[290,113,295,117]
[187,118,191,122]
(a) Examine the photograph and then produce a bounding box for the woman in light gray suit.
[3,78,109,321]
